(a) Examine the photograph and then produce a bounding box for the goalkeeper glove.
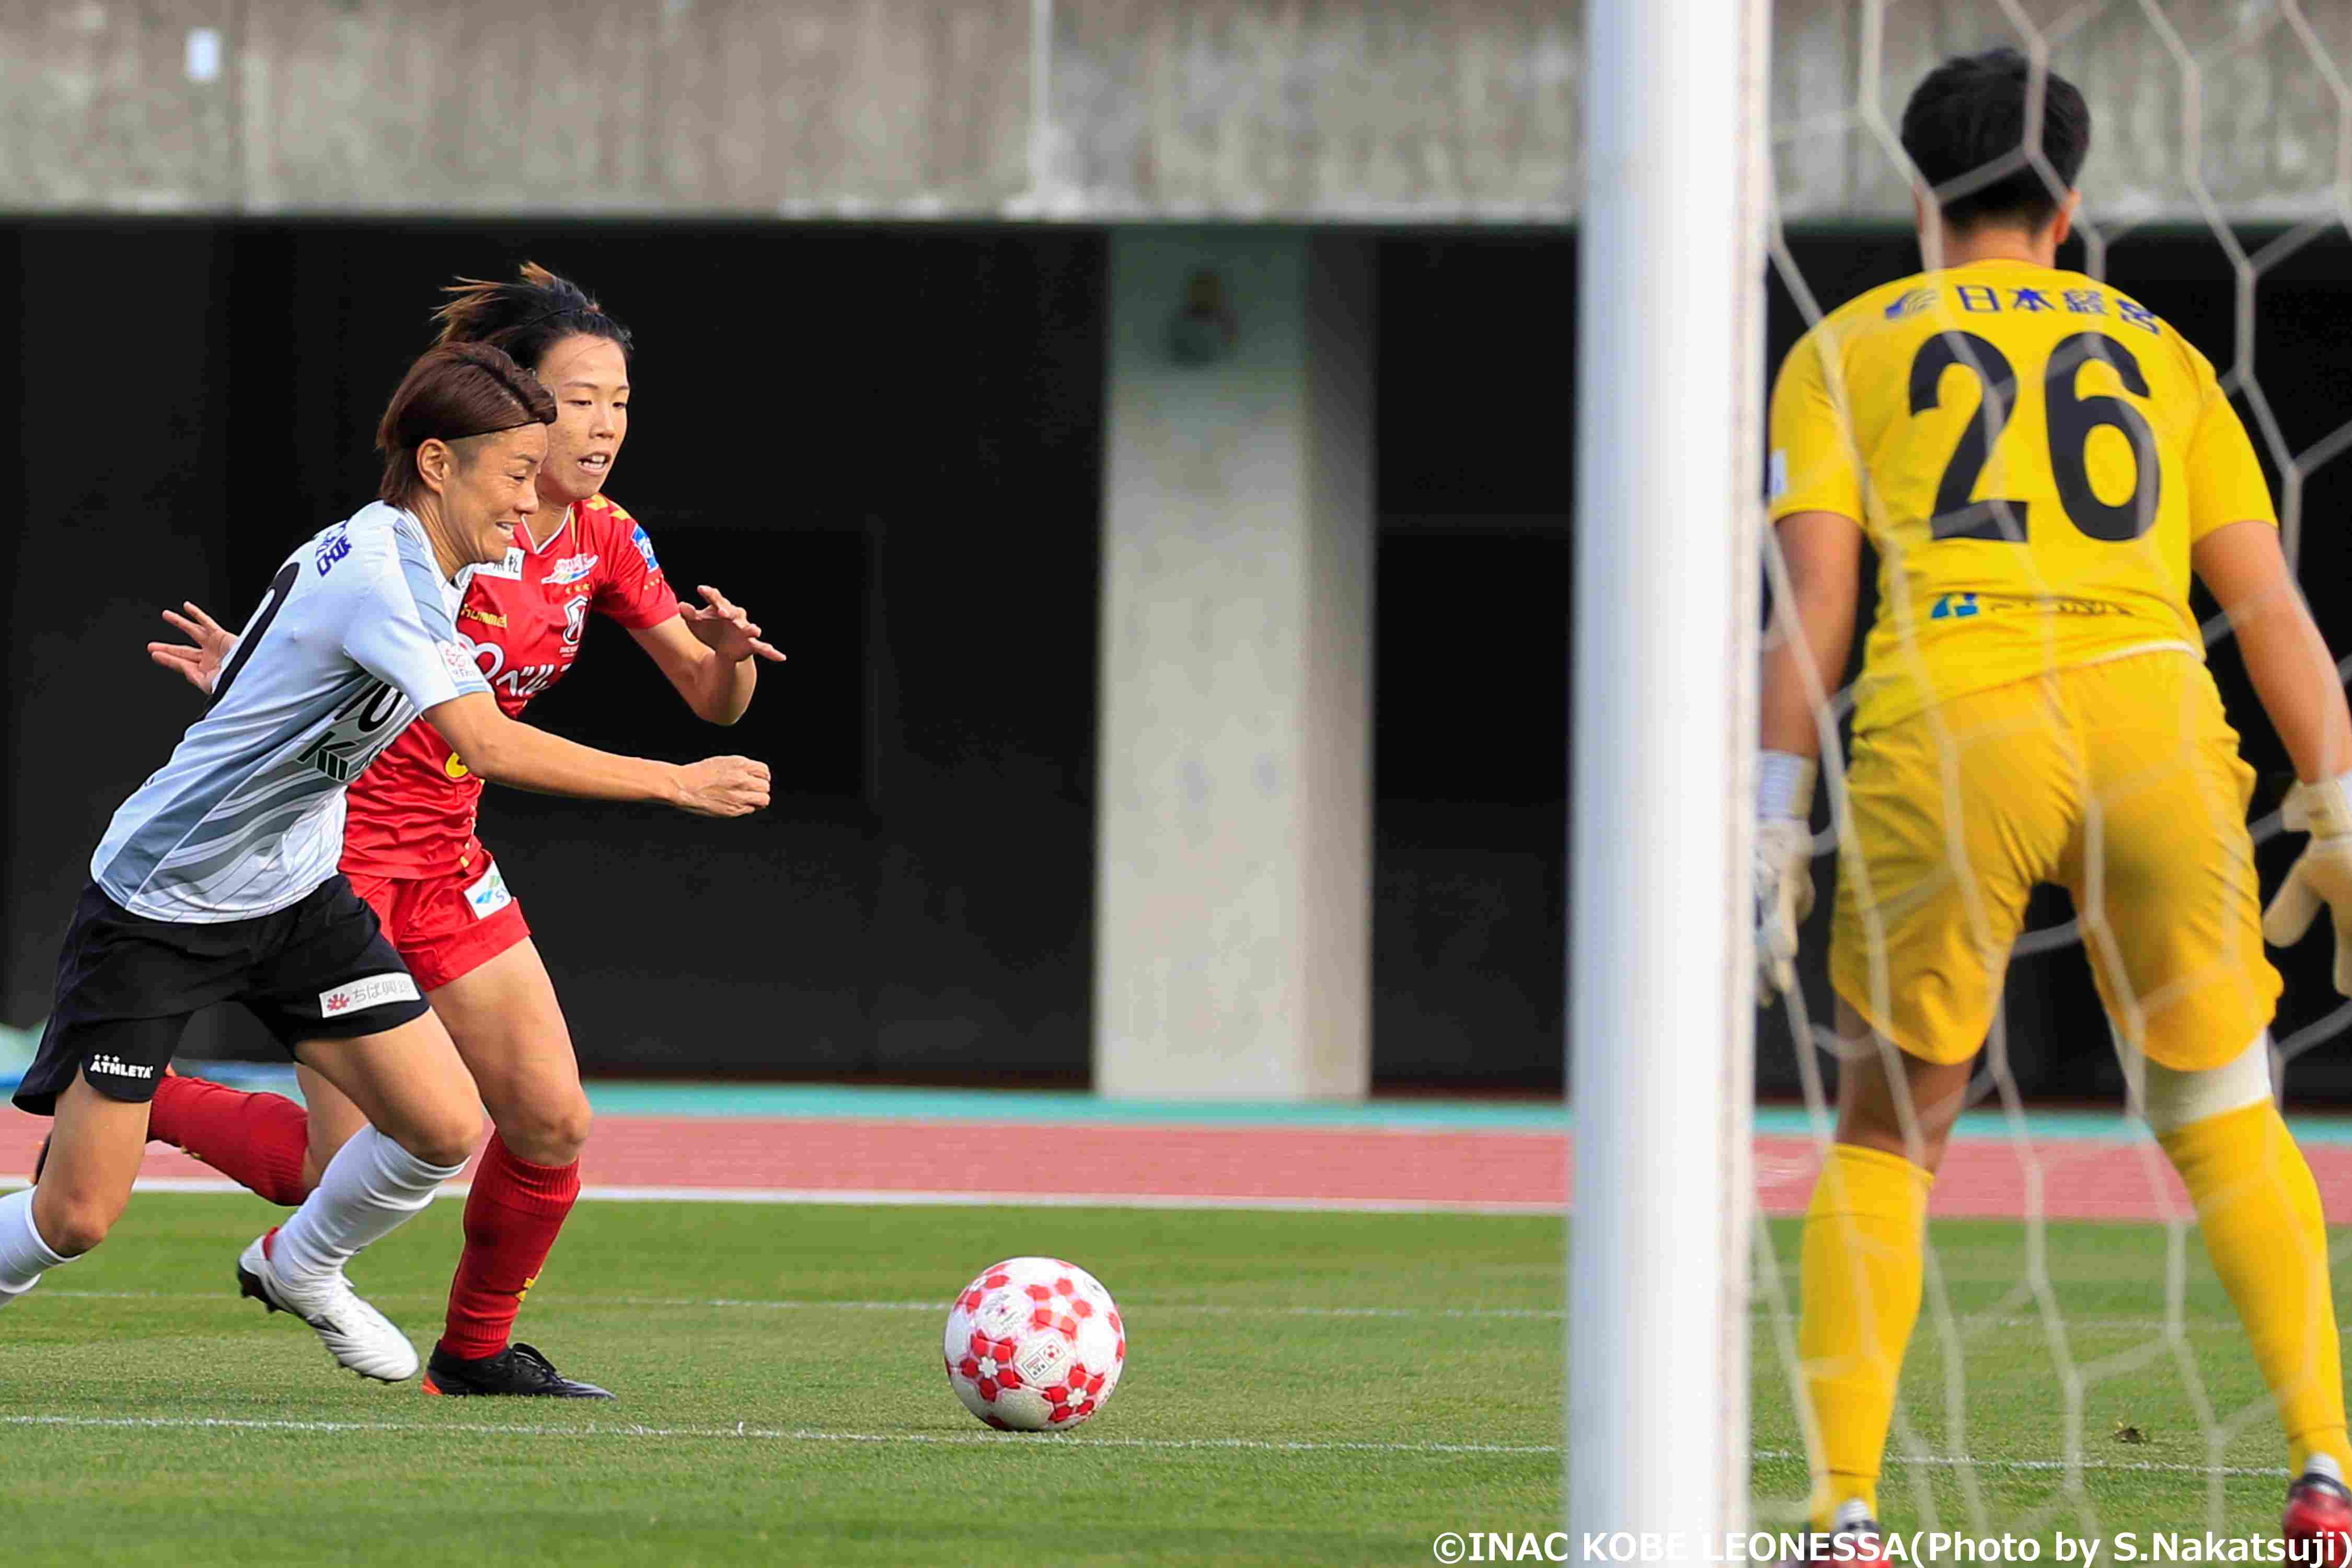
[2263,773,2352,997]
[1755,752,1818,1000]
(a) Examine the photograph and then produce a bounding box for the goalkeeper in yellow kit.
[1759,48,2352,1556]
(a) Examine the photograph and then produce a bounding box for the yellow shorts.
[1827,650,2279,1071]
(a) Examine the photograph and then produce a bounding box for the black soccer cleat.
[421,1341,615,1399]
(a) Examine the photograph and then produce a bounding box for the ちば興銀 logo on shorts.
[318,973,420,1017]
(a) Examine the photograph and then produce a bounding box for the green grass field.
[1751,1219,2308,1548]
[0,1195,1559,1566]
[0,1196,2325,1564]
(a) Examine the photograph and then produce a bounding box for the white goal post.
[1567,0,1772,1549]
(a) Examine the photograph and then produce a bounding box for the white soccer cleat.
[236,1231,418,1383]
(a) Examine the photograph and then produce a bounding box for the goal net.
[1572,0,2352,1551]
[1738,0,2352,1550]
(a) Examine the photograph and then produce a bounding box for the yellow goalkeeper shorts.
[1828,649,2280,1072]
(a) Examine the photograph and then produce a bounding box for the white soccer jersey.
[91,502,493,922]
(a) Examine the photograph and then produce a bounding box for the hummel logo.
[89,1053,156,1080]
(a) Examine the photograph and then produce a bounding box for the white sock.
[0,1187,71,1305]
[269,1127,462,1291]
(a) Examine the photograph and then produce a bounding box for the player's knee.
[398,1105,483,1171]
[499,1093,591,1167]
[2142,1035,2272,1138]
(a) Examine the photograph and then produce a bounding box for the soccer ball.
[942,1256,1126,1431]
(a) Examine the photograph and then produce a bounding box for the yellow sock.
[1797,1142,1934,1530]
[2160,1101,2351,1477]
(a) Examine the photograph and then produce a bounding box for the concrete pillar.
[1093,229,1374,1099]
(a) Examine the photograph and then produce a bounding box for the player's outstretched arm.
[630,584,785,726]
[1754,509,1863,998]
[2196,518,2352,992]
[424,692,771,818]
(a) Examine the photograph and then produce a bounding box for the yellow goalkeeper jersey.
[1767,258,2277,736]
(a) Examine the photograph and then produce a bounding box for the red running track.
[7,1108,2352,1220]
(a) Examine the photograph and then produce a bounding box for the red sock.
[439,1132,581,1362]
[144,1074,314,1207]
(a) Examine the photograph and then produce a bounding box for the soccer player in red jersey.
[137,264,781,1397]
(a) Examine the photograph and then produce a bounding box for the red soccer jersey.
[339,494,676,878]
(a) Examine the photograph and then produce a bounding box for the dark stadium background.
[3,224,2346,1098]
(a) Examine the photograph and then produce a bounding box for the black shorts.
[13,877,432,1116]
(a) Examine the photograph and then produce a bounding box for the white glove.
[2263,774,2352,997]
[1755,752,1819,1000]
[1756,818,1816,998]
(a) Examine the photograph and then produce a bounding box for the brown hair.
[375,342,558,511]
[433,261,633,373]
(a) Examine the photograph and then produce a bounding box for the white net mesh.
[1757,0,2352,1543]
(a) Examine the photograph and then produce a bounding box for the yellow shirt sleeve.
[2182,346,2277,539]
[1767,327,1863,524]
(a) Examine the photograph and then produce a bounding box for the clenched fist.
[675,756,771,818]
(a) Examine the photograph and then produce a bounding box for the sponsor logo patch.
[629,524,659,570]
[1766,448,1789,504]
[319,973,421,1017]
[314,529,352,575]
[88,1052,157,1080]
[472,548,525,581]
[546,552,599,586]
[439,640,476,682]
[460,606,508,629]
[465,863,514,920]
[1884,286,1937,320]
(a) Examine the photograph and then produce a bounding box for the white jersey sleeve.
[91,503,488,923]
[339,520,490,713]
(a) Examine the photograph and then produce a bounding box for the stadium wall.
[2,1,2344,222]
[2,224,2347,1097]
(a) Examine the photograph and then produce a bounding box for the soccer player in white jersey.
[0,343,769,1381]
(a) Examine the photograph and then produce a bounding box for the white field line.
[1754,1447,2290,1480]
[0,1177,1560,1217]
[38,1288,1564,1320]
[0,1415,2293,1479]
[0,1413,1550,1457]
[31,1289,2302,1337]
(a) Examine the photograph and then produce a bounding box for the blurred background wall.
[2,2,2347,1096]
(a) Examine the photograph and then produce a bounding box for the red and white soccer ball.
[942,1256,1126,1431]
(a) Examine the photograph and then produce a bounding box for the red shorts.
[344,849,532,994]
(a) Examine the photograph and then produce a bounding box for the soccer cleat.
[1779,1511,1889,1568]
[421,1341,615,1399]
[236,1229,419,1383]
[2284,1471,2352,1567]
